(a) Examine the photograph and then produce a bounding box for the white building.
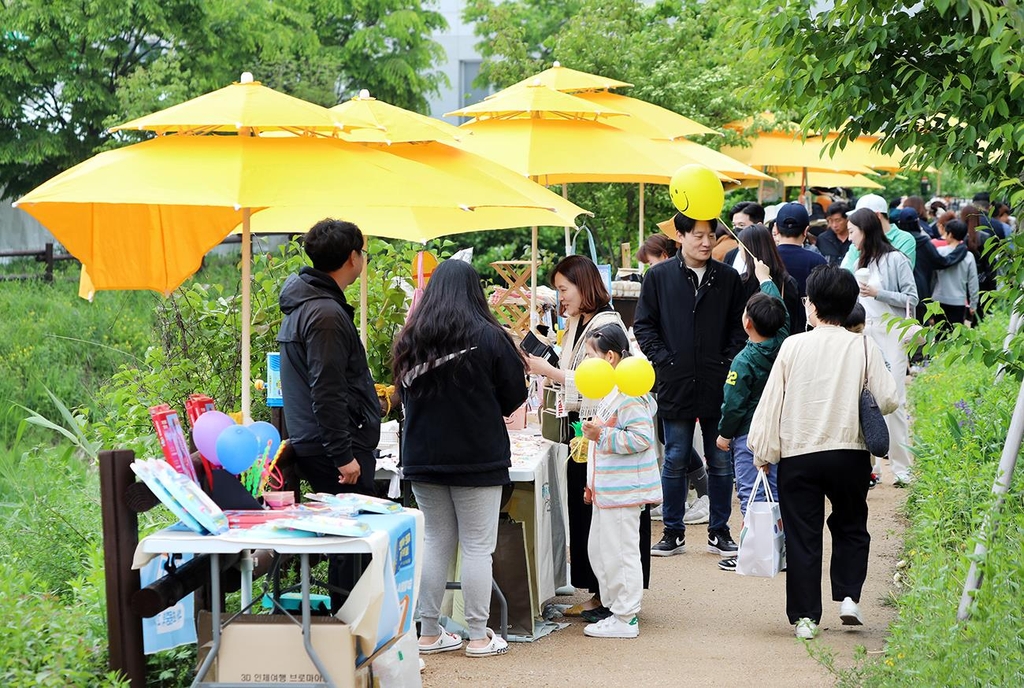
[428,0,492,124]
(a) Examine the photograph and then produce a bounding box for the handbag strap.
[745,468,776,512]
[570,223,599,263]
[862,335,869,388]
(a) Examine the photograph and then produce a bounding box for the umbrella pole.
[638,182,645,268]
[241,208,252,423]
[531,225,539,331]
[563,185,572,256]
[360,237,368,349]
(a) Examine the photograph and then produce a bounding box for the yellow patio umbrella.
[19,107,587,419]
[332,89,465,145]
[575,91,719,139]
[737,170,884,191]
[453,83,628,122]
[499,61,633,93]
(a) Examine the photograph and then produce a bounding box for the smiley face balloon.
[669,164,725,221]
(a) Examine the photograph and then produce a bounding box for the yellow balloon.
[614,357,656,397]
[575,358,616,400]
[669,164,724,221]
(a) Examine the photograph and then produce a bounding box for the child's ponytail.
[586,326,631,359]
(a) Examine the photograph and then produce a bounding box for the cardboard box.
[199,613,360,686]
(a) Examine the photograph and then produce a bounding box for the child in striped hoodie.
[580,326,663,639]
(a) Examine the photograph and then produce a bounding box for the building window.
[459,60,490,116]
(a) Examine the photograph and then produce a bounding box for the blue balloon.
[248,421,281,461]
[215,425,261,475]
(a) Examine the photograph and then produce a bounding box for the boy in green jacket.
[715,258,790,571]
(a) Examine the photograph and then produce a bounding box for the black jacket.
[816,229,851,266]
[634,252,747,420]
[909,231,967,300]
[277,267,381,466]
[741,272,803,334]
[400,324,528,487]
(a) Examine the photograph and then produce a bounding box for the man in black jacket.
[278,218,381,496]
[634,212,747,558]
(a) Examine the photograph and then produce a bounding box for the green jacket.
[718,280,790,439]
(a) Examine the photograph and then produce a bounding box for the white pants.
[588,504,643,621]
[866,322,912,482]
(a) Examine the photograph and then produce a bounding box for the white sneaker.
[651,504,663,521]
[683,495,710,524]
[584,615,639,639]
[839,597,863,626]
[795,617,819,640]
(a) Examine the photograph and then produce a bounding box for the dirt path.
[422,462,907,688]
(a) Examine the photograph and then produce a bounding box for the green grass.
[852,315,1024,686]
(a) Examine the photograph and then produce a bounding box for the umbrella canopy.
[575,91,720,139]
[720,134,876,175]
[238,141,587,238]
[737,170,884,190]
[499,62,633,93]
[448,83,627,122]
[111,74,377,136]
[668,139,774,182]
[456,117,732,185]
[333,90,465,145]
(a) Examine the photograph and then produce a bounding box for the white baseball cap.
[855,193,888,215]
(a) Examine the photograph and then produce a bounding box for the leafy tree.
[457,0,766,271]
[0,0,447,200]
[754,0,1024,200]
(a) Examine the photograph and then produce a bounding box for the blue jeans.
[661,417,734,533]
[732,434,778,516]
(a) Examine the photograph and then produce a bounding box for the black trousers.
[777,449,871,624]
[295,451,377,612]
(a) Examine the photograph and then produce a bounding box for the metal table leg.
[192,553,220,687]
[300,554,337,688]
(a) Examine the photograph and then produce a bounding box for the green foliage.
[753,0,1024,200]
[0,441,104,596]
[0,0,449,199]
[0,274,155,449]
[853,315,1024,686]
[459,0,766,269]
[0,549,128,687]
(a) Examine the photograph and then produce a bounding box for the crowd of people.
[275,189,1014,657]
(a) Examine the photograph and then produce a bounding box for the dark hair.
[637,234,677,264]
[392,261,524,396]
[992,202,1011,219]
[586,325,632,359]
[730,201,765,224]
[945,219,968,242]
[826,202,849,218]
[551,255,610,315]
[744,292,786,338]
[905,195,926,218]
[843,302,866,332]
[806,264,859,325]
[672,212,715,236]
[959,204,985,252]
[304,218,362,272]
[848,207,896,269]
[889,197,902,210]
[936,210,956,229]
[737,224,791,288]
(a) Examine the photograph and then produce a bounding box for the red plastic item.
[149,404,199,483]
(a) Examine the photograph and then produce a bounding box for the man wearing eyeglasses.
[817,202,852,266]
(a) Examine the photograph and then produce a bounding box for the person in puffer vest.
[580,326,663,640]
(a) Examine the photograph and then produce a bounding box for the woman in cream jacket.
[749,264,898,641]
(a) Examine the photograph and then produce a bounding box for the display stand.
[490,260,534,337]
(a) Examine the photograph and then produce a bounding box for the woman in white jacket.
[749,264,898,641]
[846,207,918,486]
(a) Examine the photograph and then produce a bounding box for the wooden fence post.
[99,449,147,686]
[43,243,54,282]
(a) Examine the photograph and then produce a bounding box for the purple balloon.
[192,411,235,466]
[216,425,261,475]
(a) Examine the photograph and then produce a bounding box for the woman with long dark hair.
[960,203,997,297]
[736,223,802,332]
[846,208,917,486]
[393,260,528,658]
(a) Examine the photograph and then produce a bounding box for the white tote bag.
[736,471,786,578]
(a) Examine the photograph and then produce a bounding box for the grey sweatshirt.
[932,244,979,310]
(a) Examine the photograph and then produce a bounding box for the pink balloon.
[192,411,235,466]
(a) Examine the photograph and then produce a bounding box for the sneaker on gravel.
[795,617,819,640]
[707,528,738,555]
[651,530,685,556]
[584,615,639,639]
[683,495,710,524]
[717,556,737,572]
[839,597,863,625]
[868,473,879,489]
[651,504,663,521]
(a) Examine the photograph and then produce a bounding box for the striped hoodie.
[587,392,663,509]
